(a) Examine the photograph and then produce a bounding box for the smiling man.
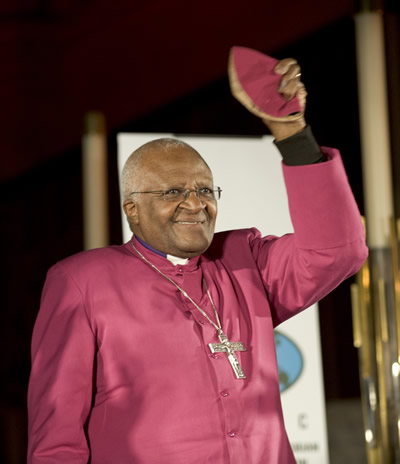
[122,140,218,258]
[27,58,368,463]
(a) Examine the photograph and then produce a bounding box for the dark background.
[1,1,400,462]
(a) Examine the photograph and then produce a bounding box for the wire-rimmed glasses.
[130,187,222,202]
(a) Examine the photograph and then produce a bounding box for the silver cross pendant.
[209,331,247,379]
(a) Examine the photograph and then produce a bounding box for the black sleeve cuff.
[273,125,326,166]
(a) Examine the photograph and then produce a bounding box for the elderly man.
[27,58,367,463]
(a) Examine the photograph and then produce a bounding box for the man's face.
[123,147,218,258]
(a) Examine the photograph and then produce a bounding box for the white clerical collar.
[134,235,189,266]
[166,254,189,266]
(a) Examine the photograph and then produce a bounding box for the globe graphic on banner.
[274,331,304,393]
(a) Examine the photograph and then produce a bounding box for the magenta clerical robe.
[27,148,368,463]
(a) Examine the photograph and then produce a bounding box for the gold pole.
[351,257,383,463]
[390,218,400,454]
[376,278,390,456]
[390,218,400,364]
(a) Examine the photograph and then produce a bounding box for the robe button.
[210,354,219,359]
[228,431,237,438]
[220,391,229,397]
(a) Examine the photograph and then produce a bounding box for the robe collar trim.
[135,235,189,266]
[126,235,201,272]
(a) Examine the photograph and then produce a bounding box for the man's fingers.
[280,80,304,101]
[296,85,307,110]
[278,63,302,91]
[274,58,298,75]
[275,58,306,109]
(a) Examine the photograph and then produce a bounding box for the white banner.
[117,133,329,464]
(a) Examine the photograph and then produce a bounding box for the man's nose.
[180,190,206,209]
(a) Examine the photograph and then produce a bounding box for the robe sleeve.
[250,147,368,326]
[27,263,96,463]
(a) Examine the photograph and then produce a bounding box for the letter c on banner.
[298,413,308,429]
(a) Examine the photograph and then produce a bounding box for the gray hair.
[121,137,209,201]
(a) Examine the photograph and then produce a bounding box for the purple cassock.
[27,148,368,463]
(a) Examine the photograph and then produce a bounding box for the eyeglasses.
[130,187,222,202]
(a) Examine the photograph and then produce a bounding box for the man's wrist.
[262,115,306,141]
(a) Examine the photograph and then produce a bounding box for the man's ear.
[123,199,140,225]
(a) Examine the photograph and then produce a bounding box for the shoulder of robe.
[207,228,263,257]
[49,243,132,276]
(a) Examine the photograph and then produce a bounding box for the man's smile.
[175,220,205,224]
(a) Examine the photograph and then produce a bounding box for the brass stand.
[351,218,400,463]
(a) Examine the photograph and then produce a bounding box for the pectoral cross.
[209,331,247,379]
